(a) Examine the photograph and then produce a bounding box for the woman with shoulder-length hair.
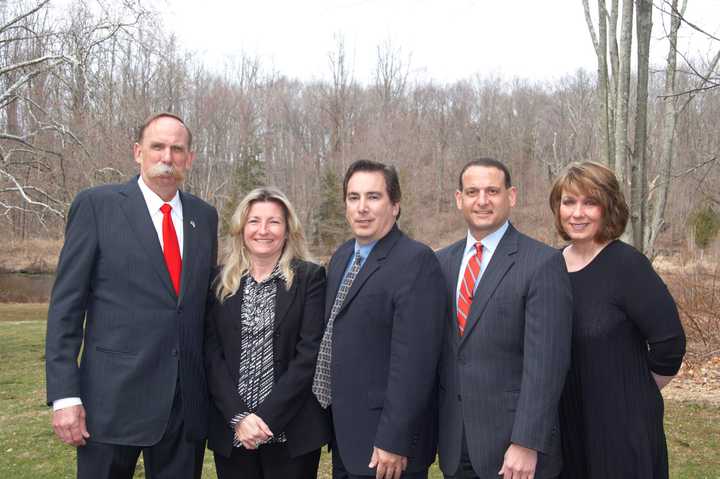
[205,187,330,479]
[549,162,686,479]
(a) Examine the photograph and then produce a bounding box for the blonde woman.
[205,187,330,479]
[549,162,685,479]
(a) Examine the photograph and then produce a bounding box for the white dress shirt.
[454,221,509,305]
[53,177,184,411]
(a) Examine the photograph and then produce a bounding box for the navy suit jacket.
[205,260,331,458]
[45,177,218,446]
[327,225,446,475]
[435,224,572,479]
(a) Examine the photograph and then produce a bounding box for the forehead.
[461,165,506,189]
[248,200,285,217]
[142,117,190,145]
[561,181,596,199]
[347,170,387,193]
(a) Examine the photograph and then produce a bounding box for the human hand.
[52,405,90,446]
[234,413,273,450]
[368,446,407,479]
[498,443,537,479]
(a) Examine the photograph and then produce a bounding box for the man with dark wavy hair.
[313,159,446,479]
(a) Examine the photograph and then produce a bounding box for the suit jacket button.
[171,348,178,357]
[457,394,462,402]
[177,307,183,314]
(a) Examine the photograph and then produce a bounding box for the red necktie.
[160,203,182,295]
[457,242,482,336]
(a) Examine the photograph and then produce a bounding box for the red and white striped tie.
[457,242,482,336]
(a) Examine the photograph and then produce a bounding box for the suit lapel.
[443,239,465,346]
[178,191,199,305]
[325,241,354,321]
[445,240,465,321]
[274,274,298,331]
[118,178,176,299]
[336,225,401,317]
[459,225,518,346]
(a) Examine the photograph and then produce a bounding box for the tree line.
[1,0,719,256]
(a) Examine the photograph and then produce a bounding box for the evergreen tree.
[313,167,347,252]
[221,141,266,234]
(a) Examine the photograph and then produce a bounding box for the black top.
[559,240,685,479]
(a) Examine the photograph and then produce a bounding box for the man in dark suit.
[45,113,218,479]
[312,159,446,479]
[436,158,572,479]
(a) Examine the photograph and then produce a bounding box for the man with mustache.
[45,113,218,479]
[435,158,572,479]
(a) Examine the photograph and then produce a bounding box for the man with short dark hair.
[46,113,218,478]
[436,158,572,479]
[313,159,446,479]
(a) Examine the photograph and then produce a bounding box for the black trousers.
[76,385,204,479]
[213,442,320,479]
[443,430,477,479]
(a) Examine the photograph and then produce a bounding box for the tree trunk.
[646,0,683,256]
[632,0,652,250]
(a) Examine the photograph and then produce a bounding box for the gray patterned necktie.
[312,251,363,408]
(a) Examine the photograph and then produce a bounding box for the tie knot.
[160,203,172,215]
[474,242,482,256]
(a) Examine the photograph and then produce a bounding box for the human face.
[133,116,195,201]
[345,171,399,245]
[455,166,516,240]
[243,201,287,261]
[559,189,604,245]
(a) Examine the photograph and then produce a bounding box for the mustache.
[146,163,185,181]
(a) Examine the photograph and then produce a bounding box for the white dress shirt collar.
[463,220,509,257]
[137,175,182,218]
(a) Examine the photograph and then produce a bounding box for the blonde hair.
[549,161,629,243]
[215,187,312,302]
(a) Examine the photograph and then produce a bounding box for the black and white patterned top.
[229,265,287,447]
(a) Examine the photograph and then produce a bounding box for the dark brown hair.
[343,159,402,219]
[136,112,193,149]
[458,158,512,190]
[549,161,629,243]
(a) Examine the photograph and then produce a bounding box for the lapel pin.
[190,220,196,229]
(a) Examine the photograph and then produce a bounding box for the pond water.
[0,273,54,302]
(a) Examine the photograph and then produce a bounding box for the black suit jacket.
[327,225,446,475]
[45,177,218,446]
[435,224,572,478]
[205,260,331,458]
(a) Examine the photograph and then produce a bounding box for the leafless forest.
[1,0,719,262]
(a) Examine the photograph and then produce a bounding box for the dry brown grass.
[0,239,61,274]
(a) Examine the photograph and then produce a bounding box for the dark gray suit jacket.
[436,224,572,479]
[45,177,218,446]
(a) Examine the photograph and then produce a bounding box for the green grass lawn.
[1,307,717,478]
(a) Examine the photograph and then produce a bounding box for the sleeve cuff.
[53,397,83,411]
[229,411,249,429]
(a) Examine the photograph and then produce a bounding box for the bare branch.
[0,169,65,217]
[581,0,601,56]
[0,0,51,36]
